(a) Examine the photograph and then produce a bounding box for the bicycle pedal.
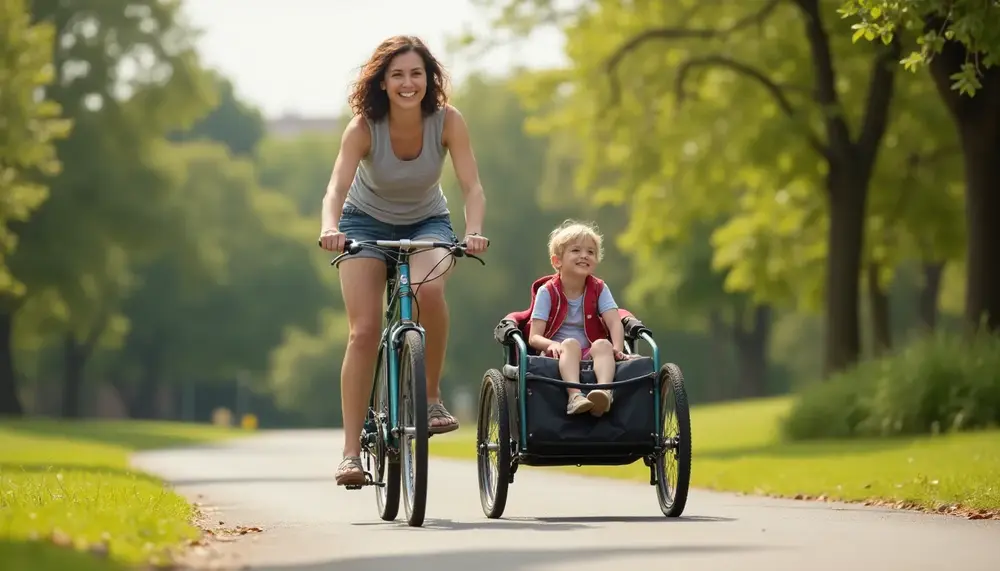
[344,479,385,490]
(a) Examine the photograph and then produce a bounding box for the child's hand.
[614,349,639,361]
[545,344,563,358]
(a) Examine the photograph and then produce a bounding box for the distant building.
[266,113,341,138]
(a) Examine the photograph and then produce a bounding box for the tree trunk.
[919,261,944,331]
[707,310,732,400]
[130,343,162,419]
[823,173,867,374]
[867,263,892,357]
[60,335,86,418]
[958,121,1000,332]
[733,305,771,398]
[797,1,899,375]
[929,37,1000,334]
[0,311,22,416]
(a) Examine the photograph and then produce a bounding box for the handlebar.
[317,238,488,267]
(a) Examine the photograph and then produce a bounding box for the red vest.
[511,273,610,343]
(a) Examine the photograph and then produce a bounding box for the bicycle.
[322,237,486,527]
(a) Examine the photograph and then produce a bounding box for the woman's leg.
[408,215,460,433]
[409,243,457,432]
[333,205,389,485]
[336,256,387,484]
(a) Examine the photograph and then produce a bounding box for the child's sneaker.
[566,392,593,415]
[587,389,612,417]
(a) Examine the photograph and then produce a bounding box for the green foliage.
[782,330,1000,440]
[839,0,1000,95]
[255,131,341,217]
[169,72,266,157]
[6,0,218,340]
[459,0,975,382]
[464,0,913,314]
[267,309,348,426]
[0,0,71,296]
[110,140,328,389]
[862,59,965,295]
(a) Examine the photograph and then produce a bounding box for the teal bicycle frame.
[379,249,423,448]
[330,238,484,450]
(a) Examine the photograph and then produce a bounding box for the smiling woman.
[317,35,490,487]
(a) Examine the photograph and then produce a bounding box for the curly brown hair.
[348,36,450,122]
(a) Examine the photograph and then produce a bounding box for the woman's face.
[382,50,427,111]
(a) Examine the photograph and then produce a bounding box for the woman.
[318,35,490,486]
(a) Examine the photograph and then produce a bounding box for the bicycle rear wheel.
[398,329,428,527]
[655,363,692,517]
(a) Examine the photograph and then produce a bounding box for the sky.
[181,0,568,119]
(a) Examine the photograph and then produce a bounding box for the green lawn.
[432,396,1000,515]
[0,417,244,570]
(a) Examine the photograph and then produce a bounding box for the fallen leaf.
[49,529,73,548]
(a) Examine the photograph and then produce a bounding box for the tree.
[841,1,1000,333]
[169,72,266,158]
[0,0,71,415]
[1,0,217,417]
[104,141,330,419]
[467,0,904,375]
[255,132,342,217]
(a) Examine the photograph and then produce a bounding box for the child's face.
[553,237,599,278]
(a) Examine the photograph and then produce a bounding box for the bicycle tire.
[655,363,692,517]
[399,329,428,527]
[476,369,511,518]
[372,345,400,521]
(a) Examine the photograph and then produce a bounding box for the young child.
[526,220,631,417]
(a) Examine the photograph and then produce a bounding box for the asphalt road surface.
[131,429,1000,571]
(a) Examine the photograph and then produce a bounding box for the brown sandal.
[428,403,460,434]
[335,456,365,486]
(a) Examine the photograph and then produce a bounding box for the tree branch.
[793,0,852,162]
[674,55,829,158]
[856,37,903,178]
[604,0,784,107]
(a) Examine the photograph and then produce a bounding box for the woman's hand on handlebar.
[463,233,489,255]
[318,228,347,252]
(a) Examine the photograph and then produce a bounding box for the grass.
[0,417,245,569]
[432,396,1000,514]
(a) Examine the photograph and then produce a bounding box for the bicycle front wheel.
[398,329,428,527]
[372,344,400,521]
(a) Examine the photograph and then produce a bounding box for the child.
[526,220,631,417]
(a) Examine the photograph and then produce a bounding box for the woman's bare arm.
[321,116,370,232]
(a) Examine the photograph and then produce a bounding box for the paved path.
[131,429,1000,571]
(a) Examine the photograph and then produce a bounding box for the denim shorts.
[338,203,458,262]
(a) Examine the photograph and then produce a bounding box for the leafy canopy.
[839,0,1000,95]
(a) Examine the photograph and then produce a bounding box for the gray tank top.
[345,107,450,225]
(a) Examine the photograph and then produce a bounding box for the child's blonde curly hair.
[547,219,604,266]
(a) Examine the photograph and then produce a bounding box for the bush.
[781,330,1000,440]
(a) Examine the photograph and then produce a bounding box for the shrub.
[781,330,1000,440]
